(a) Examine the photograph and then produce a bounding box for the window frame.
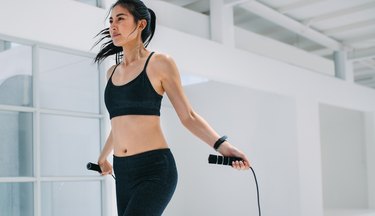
[0,36,108,216]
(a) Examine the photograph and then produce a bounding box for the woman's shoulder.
[151,51,177,71]
[106,63,120,81]
[150,51,180,80]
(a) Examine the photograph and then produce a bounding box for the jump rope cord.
[112,170,259,215]
[250,166,261,216]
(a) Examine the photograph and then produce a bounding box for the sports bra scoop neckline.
[104,51,163,119]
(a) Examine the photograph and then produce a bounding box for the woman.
[93,0,251,215]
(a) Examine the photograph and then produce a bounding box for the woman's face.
[109,5,143,46]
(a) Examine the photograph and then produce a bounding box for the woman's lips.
[113,34,121,38]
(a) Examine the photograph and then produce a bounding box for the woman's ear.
[139,19,147,30]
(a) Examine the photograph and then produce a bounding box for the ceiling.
[160,0,375,89]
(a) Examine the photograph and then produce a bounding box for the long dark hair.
[92,0,156,65]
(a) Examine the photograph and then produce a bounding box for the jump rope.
[87,155,261,216]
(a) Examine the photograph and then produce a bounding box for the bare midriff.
[110,115,169,157]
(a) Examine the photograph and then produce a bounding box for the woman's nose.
[110,21,117,29]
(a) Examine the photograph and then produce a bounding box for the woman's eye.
[109,17,123,24]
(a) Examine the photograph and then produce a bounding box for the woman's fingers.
[101,169,111,175]
[218,142,251,170]
[232,160,250,170]
[99,162,113,176]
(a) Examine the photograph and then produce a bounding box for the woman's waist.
[114,148,172,162]
[110,114,160,126]
[111,127,167,144]
[112,131,168,157]
[113,148,175,176]
[113,140,168,154]
[110,117,167,155]
[111,116,163,137]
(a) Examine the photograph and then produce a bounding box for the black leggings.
[113,148,178,216]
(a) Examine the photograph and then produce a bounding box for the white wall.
[0,1,104,53]
[161,81,299,216]
[365,112,375,209]
[295,97,324,216]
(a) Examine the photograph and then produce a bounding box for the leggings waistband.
[113,148,171,165]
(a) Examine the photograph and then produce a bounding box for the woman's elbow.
[180,110,195,126]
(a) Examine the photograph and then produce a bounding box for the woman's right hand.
[98,159,113,176]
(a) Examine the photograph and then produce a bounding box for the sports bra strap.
[109,63,120,79]
[109,51,155,79]
[142,51,155,72]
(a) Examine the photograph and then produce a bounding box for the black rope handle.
[86,162,115,179]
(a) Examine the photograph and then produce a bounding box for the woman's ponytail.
[144,8,156,48]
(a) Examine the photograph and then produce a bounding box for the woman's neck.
[122,42,148,66]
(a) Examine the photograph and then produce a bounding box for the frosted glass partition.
[0,111,33,177]
[40,114,101,176]
[39,48,99,113]
[41,181,101,216]
[0,40,32,107]
[0,182,34,216]
[0,37,104,216]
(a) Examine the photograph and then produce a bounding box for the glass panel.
[0,111,33,177]
[42,181,101,216]
[0,40,33,107]
[39,48,99,113]
[40,114,100,176]
[0,182,34,216]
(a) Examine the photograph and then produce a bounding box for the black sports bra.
[104,52,163,119]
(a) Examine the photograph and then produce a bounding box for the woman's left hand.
[217,141,251,170]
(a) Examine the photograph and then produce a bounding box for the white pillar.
[210,0,235,47]
[345,59,354,83]
[334,50,354,83]
[295,97,324,216]
[365,111,375,208]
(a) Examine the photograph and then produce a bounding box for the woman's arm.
[97,65,117,175]
[157,54,250,170]
[97,130,114,175]
[98,130,114,162]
